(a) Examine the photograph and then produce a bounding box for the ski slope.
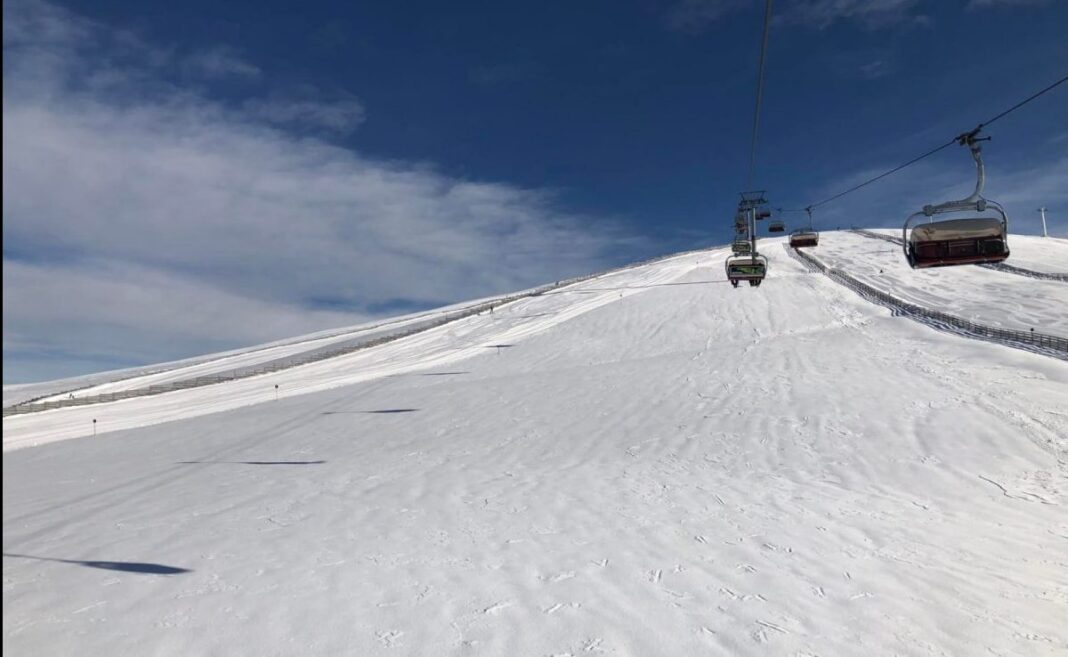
[1,251,703,450]
[4,235,1067,656]
[812,232,1068,335]
[3,295,515,407]
[985,234,1068,276]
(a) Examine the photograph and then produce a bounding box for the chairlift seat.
[731,240,752,255]
[767,221,786,233]
[725,255,768,287]
[729,262,765,276]
[789,230,819,248]
[907,217,1007,267]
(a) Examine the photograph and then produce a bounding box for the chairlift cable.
[805,74,1068,211]
[974,73,1068,131]
[807,140,956,210]
[745,0,775,190]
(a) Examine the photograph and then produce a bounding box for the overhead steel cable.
[806,74,1068,211]
[976,74,1068,130]
[745,0,774,190]
[807,140,957,210]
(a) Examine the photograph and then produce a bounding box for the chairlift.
[789,208,818,247]
[789,229,819,247]
[903,128,1009,268]
[731,238,752,255]
[726,254,768,287]
[767,220,786,233]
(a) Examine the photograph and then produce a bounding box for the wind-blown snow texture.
[4,232,1067,656]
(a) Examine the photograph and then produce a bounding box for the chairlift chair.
[789,229,819,248]
[903,129,1009,268]
[731,238,752,255]
[767,220,786,233]
[726,254,768,288]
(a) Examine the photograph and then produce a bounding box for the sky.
[3,0,1067,384]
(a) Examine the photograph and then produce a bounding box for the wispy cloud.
[967,0,1050,8]
[664,0,936,32]
[183,46,260,80]
[663,0,749,33]
[2,0,640,383]
[776,0,927,30]
[2,259,363,369]
[242,92,366,135]
[858,58,893,79]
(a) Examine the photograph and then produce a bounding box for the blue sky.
[4,0,1067,383]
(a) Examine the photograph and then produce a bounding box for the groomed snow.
[811,231,1068,335]
[2,251,703,451]
[4,236,1067,656]
[3,292,516,407]
[865,229,1068,275]
[994,235,1068,275]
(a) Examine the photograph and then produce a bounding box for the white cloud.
[664,0,750,33]
[2,0,640,382]
[2,259,367,367]
[664,0,935,32]
[967,0,1050,7]
[242,94,366,134]
[776,0,926,30]
[858,59,892,79]
[183,46,260,79]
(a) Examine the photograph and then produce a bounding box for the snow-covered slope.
[4,235,1067,656]
[2,294,516,407]
[982,234,1068,275]
[811,232,1068,335]
[863,229,1068,275]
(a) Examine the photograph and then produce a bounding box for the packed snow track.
[4,233,1067,656]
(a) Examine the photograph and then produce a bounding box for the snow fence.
[786,243,1068,360]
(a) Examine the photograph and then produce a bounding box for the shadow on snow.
[322,409,420,415]
[177,460,326,465]
[3,553,191,575]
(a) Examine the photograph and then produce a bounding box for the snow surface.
[865,228,1068,275]
[4,234,1068,656]
[813,232,1068,335]
[992,235,1068,275]
[2,294,513,407]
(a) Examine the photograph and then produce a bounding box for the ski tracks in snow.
[5,239,1068,655]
